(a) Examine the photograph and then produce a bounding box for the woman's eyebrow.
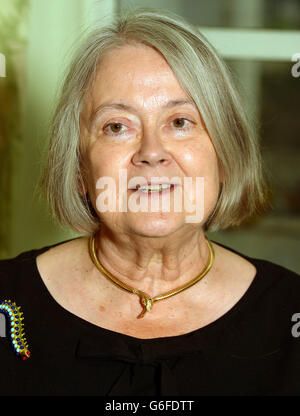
[89,99,196,125]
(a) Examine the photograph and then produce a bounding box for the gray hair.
[40,7,270,234]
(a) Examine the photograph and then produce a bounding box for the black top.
[0,239,300,396]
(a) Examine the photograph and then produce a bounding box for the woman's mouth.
[130,184,175,194]
[137,184,174,193]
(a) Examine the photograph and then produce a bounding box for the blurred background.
[0,0,299,272]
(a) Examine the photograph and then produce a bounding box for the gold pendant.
[137,293,154,319]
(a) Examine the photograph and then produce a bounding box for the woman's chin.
[125,212,186,238]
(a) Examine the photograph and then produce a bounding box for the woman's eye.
[104,123,127,135]
[171,118,191,129]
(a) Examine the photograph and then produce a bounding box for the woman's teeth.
[138,184,172,193]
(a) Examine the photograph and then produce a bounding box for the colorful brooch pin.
[0,300,31,360]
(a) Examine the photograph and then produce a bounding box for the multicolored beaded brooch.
[0,300,31,360]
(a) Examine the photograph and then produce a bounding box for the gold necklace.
[88,234,215,319]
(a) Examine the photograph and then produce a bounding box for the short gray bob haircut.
[40,7,269,234]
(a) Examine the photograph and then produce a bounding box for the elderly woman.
[0,8,299,396]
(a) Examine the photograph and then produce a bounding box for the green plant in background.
[0,0,29,258]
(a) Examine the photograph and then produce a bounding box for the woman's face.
[80,43,221,237]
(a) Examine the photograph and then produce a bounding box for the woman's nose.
[131,131,171,168]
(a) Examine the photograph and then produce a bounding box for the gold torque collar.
[88,234,215,319]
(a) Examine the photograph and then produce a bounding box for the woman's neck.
[93,225,212,296]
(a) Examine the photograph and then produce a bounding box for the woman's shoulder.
[0,238,83,292]
[0,248,40,285]
[35,236,90,279]
[209,240,300,325]
[212,239,300,298]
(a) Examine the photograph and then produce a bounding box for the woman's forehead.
[86,44,194,115]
